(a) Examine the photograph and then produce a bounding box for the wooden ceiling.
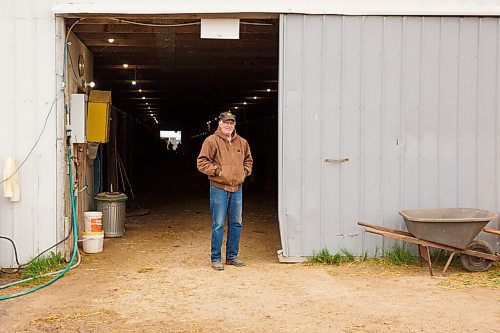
[67,16,279,132]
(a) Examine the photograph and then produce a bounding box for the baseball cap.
[219,111,236,122]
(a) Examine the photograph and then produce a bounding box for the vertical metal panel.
[282,15,304,256]
[0,0,57,267]
[401,17,421,209]
[360,16,384,255]
[301,16,323,254]
[339,16,362,254]
[320,16,343,254]
[278,15,287,255]
[280,14,500,257]
[0,3,16,267]
[457,18,479,208]
[476,18,498,246]
[381,16,403,240]
[439,18,460,208]
[496,20,500,251]
[420,17,440,208]
[14,7,36,262]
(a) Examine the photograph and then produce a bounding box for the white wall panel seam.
[418,17,424,209]
[33,14,40,256]
[453,18,460,208]
[11,12,18,267]
[497,20,500,239]
[300,15,305,255]
[339,16,345,245]
[380,16,387,240]
[398,17,406,231]
[55,17,67,256]
[359,16,365,252]
[319,15,326,249]
[437,18,443,207]
[278,14,288,256]
[496,19,500,215]
[475,19,480,208]
[457,18,462,207]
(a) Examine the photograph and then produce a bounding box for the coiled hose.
[0,146,78,300]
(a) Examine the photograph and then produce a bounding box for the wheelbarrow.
[358,208,499,276]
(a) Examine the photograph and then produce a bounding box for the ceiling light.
[148,107,151,109]
[235,106,238,109]
[122,63,129,68]
[142,96,146,100]
[139,89,143,93]
[132,80,137,85]
[108,38,115,43]
[243,102,247,105]
[253,96,257,100]
[145,102,148,105]
[267,88,271,92]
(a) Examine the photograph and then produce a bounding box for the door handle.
[324,158,349,163]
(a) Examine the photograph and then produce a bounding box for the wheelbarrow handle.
[483,228,500,236]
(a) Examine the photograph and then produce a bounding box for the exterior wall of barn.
[279,15,500,258]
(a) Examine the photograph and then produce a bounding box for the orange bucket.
[84,211,103,232]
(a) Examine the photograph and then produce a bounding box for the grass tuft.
[361,250,369,262]
[309,248,356,265]
[22,252,65,279]
[340,248,355,262]
[430,249,461,267]
[383,245,418,266]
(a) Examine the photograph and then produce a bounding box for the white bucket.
[84,211,103,233]
[82,231,104,254]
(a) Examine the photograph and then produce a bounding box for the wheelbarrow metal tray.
[399,208,497,249]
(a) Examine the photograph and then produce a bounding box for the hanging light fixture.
[132,67,138,86]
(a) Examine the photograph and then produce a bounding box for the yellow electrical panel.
[87,90,112,143]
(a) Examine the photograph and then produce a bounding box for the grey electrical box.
[70,93,88,143]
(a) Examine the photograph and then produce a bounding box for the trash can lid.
[95,192,128,201]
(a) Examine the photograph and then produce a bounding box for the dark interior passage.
[67,15,279,210]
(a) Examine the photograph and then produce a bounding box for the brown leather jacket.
[197,128,253,192]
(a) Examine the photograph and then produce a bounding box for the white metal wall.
[0,0,57,267]
[279,14,500,258]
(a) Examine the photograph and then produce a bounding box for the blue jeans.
[210,185,243,262]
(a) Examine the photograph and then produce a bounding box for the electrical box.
[70,93,87,143]
[87,90,112,143]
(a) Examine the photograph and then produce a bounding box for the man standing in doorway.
[197,112,253,271]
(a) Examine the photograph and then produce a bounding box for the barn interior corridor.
[65,14,280,254]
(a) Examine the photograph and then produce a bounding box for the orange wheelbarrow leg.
[418,245,433,276]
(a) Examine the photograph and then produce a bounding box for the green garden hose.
[0,146,78,301]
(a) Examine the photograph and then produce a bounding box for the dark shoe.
[211,261,224,271]
[225,258,245,267]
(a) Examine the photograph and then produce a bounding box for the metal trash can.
[95,192,128,238]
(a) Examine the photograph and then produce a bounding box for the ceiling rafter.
[69,16,279,129]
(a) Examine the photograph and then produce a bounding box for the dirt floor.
[1,184,499,332]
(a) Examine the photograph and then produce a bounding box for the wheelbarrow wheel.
[460,240,494,272]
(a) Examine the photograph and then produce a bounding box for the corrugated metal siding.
[280,14,500,257]
[0,0,57,267]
